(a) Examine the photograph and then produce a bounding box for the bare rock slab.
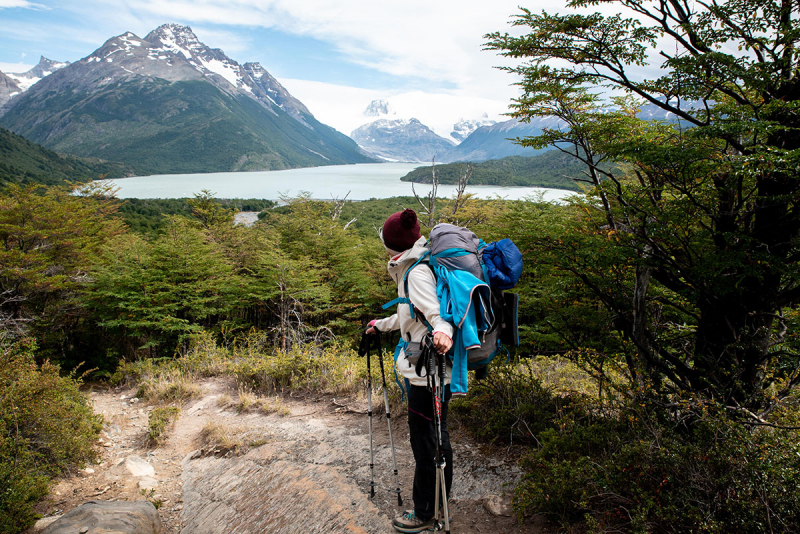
[42,500,161,534]
[181,445,391,533]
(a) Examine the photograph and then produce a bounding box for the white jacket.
[373,237,454,387]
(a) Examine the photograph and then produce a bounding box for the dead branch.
[451,164,473,216]
[330,190,351,221]
[411,157,439,227]
[332,398,367,414]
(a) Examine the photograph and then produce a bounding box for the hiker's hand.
[433,332,452,354]
[365,320,379,335]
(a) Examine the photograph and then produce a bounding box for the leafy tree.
[262,194,387,337]
[0,184,124,355]
[187,189,235,229]
[487,0,800,411]
[89,216,236,355]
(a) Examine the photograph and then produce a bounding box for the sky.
[0,0,570,137]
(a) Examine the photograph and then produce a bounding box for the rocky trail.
[27,378,546,533]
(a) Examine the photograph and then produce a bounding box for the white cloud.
[124,0,546,99]
[0,61,34,73]
[0,0,46,8]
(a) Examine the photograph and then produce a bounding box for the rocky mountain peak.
[5,55,69,95]
[364,99,393,117]
[28,56,70,78]
[144,23,202,49]
[351,116,454,162]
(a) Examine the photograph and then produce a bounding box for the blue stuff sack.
[483,239,523,290]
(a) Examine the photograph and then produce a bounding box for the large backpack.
[383,223,522,393]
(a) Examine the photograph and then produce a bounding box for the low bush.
[233,340,369,396]
[452,358,800,532]
[0,339,101,533]
[135,365,201,403]
[451,357,594,445]
[515,402,800,533]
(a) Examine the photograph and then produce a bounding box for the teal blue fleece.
[433,265,492,394]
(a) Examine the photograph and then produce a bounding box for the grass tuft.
[147,406,181,445]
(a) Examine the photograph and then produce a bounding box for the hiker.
[366,208,454,533]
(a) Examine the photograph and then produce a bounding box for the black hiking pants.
[407,383,453,520]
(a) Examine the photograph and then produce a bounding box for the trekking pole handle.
[358,328,381,357]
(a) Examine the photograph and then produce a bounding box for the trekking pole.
[376,335,403,506]
[423,334,451,534]
[358,332,376,498]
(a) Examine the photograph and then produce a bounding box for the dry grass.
[255,395,291,417]
[135,367,201,403]
[216,387,291,417]
[199,421,244,455]
[236,386,257,413]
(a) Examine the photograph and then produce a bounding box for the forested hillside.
[400,151,606,190]
[0,127,131,186]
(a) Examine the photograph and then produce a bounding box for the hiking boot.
[403,509,453,524]
[392,510,436,533]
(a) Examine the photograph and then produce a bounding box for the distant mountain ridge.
[350,118,454,162]
[450,115,497,143]
[0,24,373,175]
[435,103,683,163]
[434,117,559,163]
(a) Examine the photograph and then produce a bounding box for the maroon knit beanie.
[382,209,421,252]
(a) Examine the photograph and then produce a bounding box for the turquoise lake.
[106,163,576,201]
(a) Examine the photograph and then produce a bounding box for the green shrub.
[514,402,800,533]
[451,358,593,445]
[0,339,101,533]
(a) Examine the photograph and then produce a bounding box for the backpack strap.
[382,251,434,331]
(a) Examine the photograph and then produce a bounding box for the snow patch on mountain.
[199,57,242,87]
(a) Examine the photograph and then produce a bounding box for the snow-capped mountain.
[351,99,506,161]
[351,118,455,162]
[0,57,69,112]
[7,56,69,92]
[438,117,563,163]
[0,24,373,174]
[450,114,497,143]
[139,24,312,125]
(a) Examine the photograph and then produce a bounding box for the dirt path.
[28,378,546,534]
